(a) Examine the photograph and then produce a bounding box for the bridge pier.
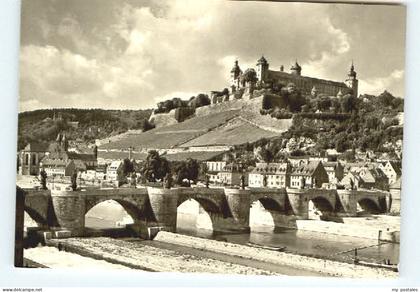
[210,188,251,232]
[147,187,179,232]
[336,190,358,217]
[286,189,309,220]
[50,190,86,236]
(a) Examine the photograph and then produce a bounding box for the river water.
[77,198,400,266]
[82,214,399,266]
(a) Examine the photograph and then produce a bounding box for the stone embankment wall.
[296,218,400,243]
[154,231,397,278]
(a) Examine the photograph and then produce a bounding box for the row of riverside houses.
[206,158,402,193]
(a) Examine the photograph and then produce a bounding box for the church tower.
[345,62,358,97]
[256,56,269,82]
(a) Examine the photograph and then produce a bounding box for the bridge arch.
[84,198,153,226]
[24,207,48,227]
[308,196,335,220]
[250,196,294,230]
[357,197,382,214]
[177,195,225,232]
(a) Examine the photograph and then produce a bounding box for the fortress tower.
[345,62,359,97]
[290,61,302,76]
[256,56,269,82]
[230,60,242,91]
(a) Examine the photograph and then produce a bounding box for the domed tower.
[256,56,269,82]
[230,60,242,91]
[290,60,302,76]
[345,61,358,97]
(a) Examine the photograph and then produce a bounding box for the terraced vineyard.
[100,110,241,150]
[99,101,293,152]
[180,117,280,147]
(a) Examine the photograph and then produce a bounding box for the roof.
[267,70,347,89]
[250,162,289,175]
[390,177,402,189]
[322,161,342,171]
[162,151,226,162]
[22,142,50,152]
[290,61,301,70]
[257,56,268,65]
[41,158,73,168]
[220,162,246,173]
[67,152,96,162]
[359,167,387,183]
[292,161,322,176]
[388,161,402,176]
[98,151,149,161]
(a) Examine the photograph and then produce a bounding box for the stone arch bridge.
[21,185,391,238]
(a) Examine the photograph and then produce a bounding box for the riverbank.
[44,237,278,275]
[153,231,398,278]
[296,215,400,243]
[29,232,399,278]
[24,246,132,270]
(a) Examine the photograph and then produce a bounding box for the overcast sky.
[19,0,406,112]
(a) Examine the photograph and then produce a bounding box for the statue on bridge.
[163,171,173,189]
[40,168,47,190]
[71,171,78,191]
[130,172,137,188]
[205,175,210,188]
[350,178,354,190]
[240,174,246,190]
[263,175,268,187]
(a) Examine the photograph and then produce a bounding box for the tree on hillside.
[189,94,211,109]
[122,158,134,176]
[141,150,171,182]
[377,90,395,107]
[340,94,357,113]
[240,68,258,83]
[175,158,200,186]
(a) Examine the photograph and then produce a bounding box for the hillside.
[17,108,152,150]
[99,97,293,152]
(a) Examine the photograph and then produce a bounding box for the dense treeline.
[229,90,404,163]
[17,108,152,150]
[154,94,211,114]
[283,90,404,153]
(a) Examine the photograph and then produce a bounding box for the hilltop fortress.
[211,56,358,104]
[150,56,359,128]
[226,56,359,97]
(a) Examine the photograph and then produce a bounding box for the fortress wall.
[149,110,179,128]
[194,99,246,117]
[269,70,349,96]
